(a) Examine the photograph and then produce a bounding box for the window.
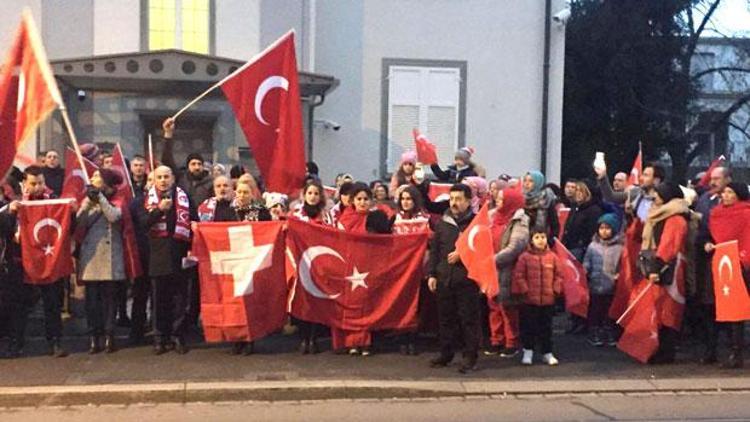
[692,52,715,91]
[147,0,212,54]
[382,60,466,174]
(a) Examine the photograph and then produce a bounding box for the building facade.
[1,0,566,183]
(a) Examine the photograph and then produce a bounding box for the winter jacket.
[494,209,529,304]
[135,185,191,277]
[512,247,563,306]
[428,209,475,288]
[41,166,65,197]
[562,199,603,255]
[161,137,213,208]
[430,163,478,184]
[76,193,125,282]
[694,191,720,304]
[583,233,623,295]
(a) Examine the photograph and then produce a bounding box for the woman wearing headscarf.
[705,182,750,368]
[462,176,489,214]
[637,182,690,364]
[523,171,559,244]
[485,187,529,356]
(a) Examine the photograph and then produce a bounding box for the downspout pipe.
[540,0,552,175]
[306,94,325,159]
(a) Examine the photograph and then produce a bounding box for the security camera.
[552,8,571,25]
[314,119,342,131]
[77,90,86,102]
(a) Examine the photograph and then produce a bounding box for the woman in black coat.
[562,179,604,262]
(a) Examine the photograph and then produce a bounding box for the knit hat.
[263,192,289,210]
[726,182,750,201]
[654,182,684,204]
[186,152,204,166]
[98,168,123,188]
[400,150,417,165]
[79,143,99,161]
[454,147,475,162]
[597,213,621,233]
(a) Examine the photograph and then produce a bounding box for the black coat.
[430,164,477,184]
[562,200,603,253]
[136,185,191,277]
[42,166,65,197]
[428,210,475,287]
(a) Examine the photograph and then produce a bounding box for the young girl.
[392,185,430,235]
[389,151,419,197]
[583,213,623,347]
[512,229,563,365]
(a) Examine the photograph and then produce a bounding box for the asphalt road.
[3,392,750,421]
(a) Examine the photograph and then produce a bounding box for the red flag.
[110,144,143,279]
[428,182,452,203]
[413,129,438,165]
[628,147,642,187]
[455,203,499,297]
[220,31,305,195]
[18,198,74,284]
[60,148,98,202]
[192,221,288,342]
[617,281,659,363]
[712,241,750,322]
[697,155,726,188]
[323,185,338,199]
[552,240,589,318]
[609,220,642,320]
[287,219,428,331]
[0,11,62,177]
[557,207,570,240]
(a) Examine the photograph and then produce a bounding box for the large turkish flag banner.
[712,240,750,322]
[455,202,499,298]
[18,198,74,284]
[192,221,288,343]
[0,11,62,177]
[220,31,305,195]
[286,219,429,332]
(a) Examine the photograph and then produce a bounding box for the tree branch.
[686,0,722,57]
[693,67,750,80]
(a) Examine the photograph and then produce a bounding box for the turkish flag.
[617,281,659,363]
[0,11,62,177]
[413,129,438,165]
[428,182,452,203]
[455,203,499,297]
[323,185,338,199]
[557,207,570,240]
[609,220,643,320]
[697,155,726,189]
[18,198,74,284]
[60,148,98,202]
[712,241,750,322]
[220,31,305,195]
[552,240,589,318]
[628,148,642,187]
[287,219,429,331]
[109,143,143,279]
[192,221,288,343]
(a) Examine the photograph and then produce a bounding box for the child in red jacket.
[512,229,563,366]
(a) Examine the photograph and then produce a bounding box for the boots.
[49,338,68,358]
[104,335,116,354]
[89,336,101,354]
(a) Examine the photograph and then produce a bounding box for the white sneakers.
[521,349,533,365]
[521,349,559,366]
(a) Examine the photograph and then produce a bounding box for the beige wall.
[93,0,140,55]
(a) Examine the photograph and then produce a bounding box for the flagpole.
[116,143,135,196]
[58,106,90,185]
[148,134,155,173]
[615,281,654,325]
[170,29,295,120]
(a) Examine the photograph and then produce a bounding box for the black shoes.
[429,354,454,368]
[400,343,419,356]
[89,336,101,354]
[104,335,116,354]
[48,338,68,358]
[173,337,189,355]
[153,340,167,355]
[458,361,477,374]
[722,351,744,369]
[4,340,23,359]
[500,347,520,358]
[699,349,717,365]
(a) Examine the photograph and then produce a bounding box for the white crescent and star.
[467,225,480,251]
[718,254,734,297]
[254,75,289,126]
[32,218,62,256]
[298,246,370,299]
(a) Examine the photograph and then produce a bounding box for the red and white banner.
[110,143,143,280]
[712,240,750,322]
[428,182,452,203]
[456,202,499,297]
[192,221,288,343]
[18,198,74,284]
[413,129,438,165]
[552,240,589,318]
[628,147,642,187]
[617,281,659,363]
[60,147,98,203]
[286,219,428,332]
[221,31,305,195]
[0,10,62,177]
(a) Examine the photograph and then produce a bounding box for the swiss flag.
[0,11,62,177]
[192,221,288,343]
[110,144,143,280]
[455,202,499,297]
[697,155,726,189]
[220,31,305,195]
[413,129,438,165]
[60,148,98,202]
[712,241,750,322]
[628,148,642,187]
[287,219,429,331]
[617,281,659,363]
[17,198,74,284]
[552,240,589,318]
[428,182,452,203]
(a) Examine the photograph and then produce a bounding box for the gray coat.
[583,233,623,295]
[76,193,125,282]
[494,209,529,304]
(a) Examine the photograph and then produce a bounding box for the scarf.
[491,187,525,251]
[393,210,430,234]
[463,176,488,214]
[198,197,236,222]
[146,186,191,242]
[709,201,750,267]
[292,203,331,225]
[641,198,689,251]
[523,171,546,203]
[337,206,369,234]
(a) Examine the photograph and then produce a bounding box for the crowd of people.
[1,117,749,374]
